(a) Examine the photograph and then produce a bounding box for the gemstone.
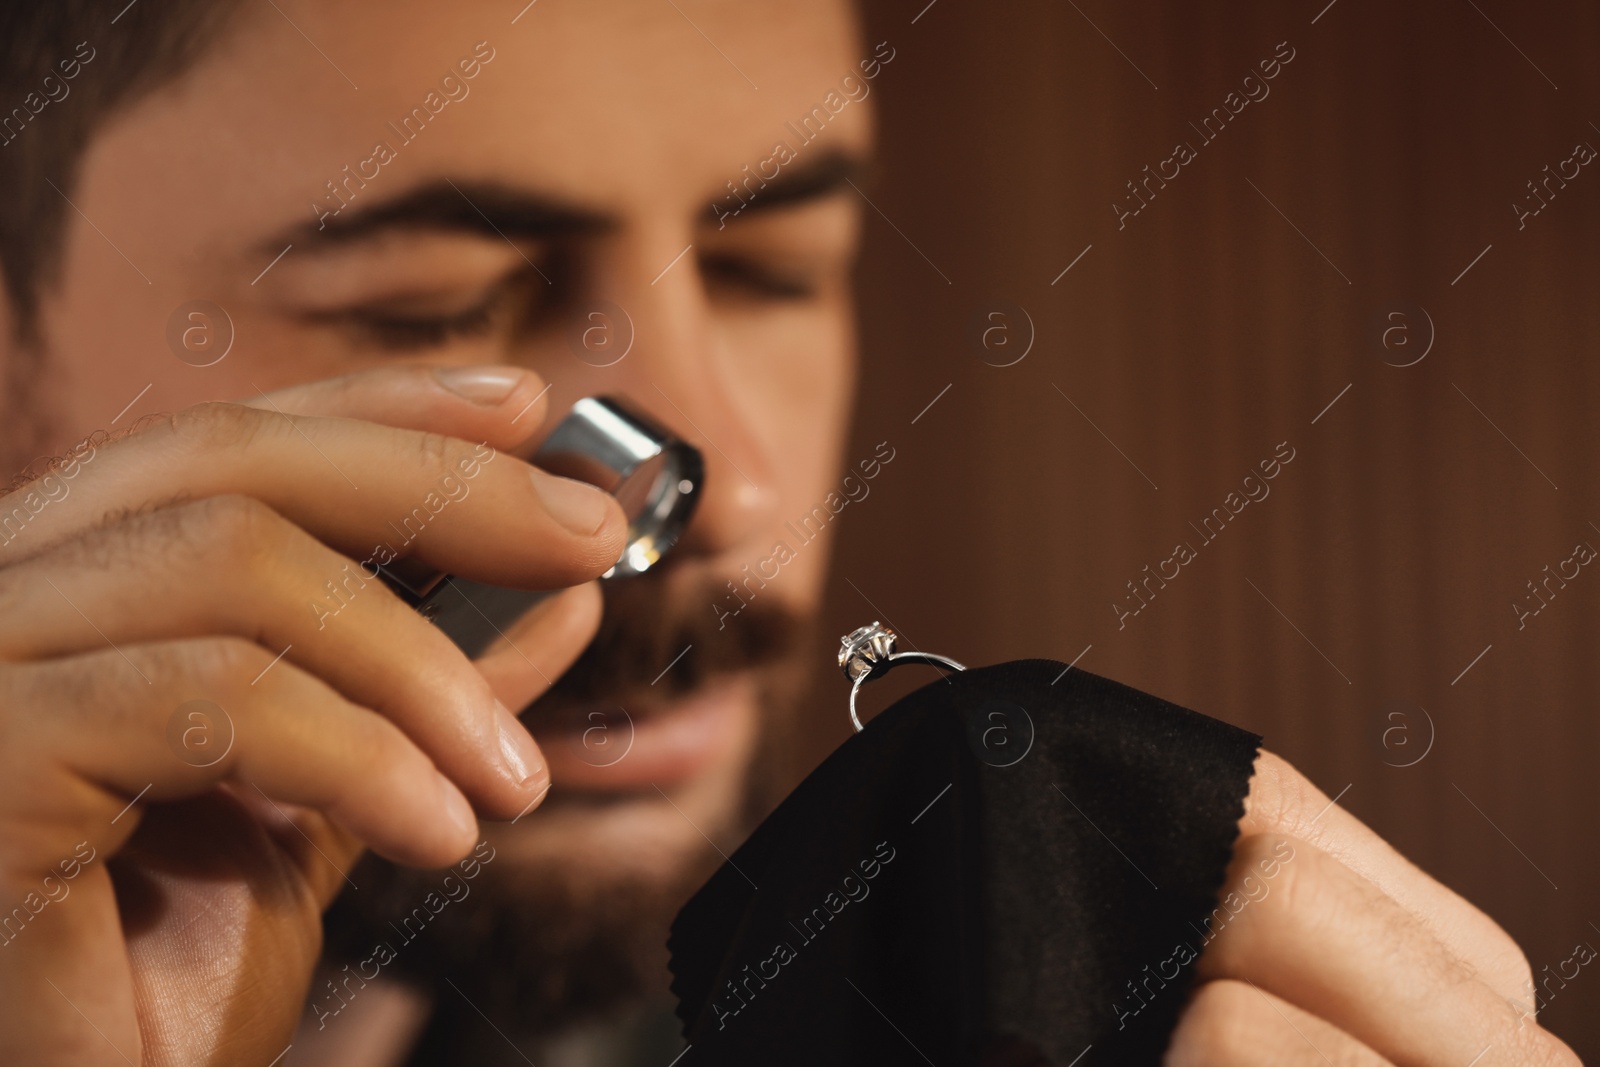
[838,621,898,682]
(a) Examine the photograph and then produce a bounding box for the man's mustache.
[526,567,803,713]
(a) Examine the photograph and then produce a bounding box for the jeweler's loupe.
[381,395,703,657]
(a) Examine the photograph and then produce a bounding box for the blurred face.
[8,0,870,1031]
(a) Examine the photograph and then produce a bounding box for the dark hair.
[0,1,242,342]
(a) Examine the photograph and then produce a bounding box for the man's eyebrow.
[276,180,616,249]
[703,150,872,224]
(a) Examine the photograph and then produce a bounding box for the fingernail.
[436,775,478,836]
[433,365,526,405]
[530,467,613,537]
[494,700,548,789]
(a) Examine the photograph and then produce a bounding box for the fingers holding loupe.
[379,396,703,657]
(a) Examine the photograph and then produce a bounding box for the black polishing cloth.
[668,659,1262,1066]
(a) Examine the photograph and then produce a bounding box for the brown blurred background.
[809,0,1600,1054]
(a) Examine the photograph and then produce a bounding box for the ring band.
[839,622,966,733]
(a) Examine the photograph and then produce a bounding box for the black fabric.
[668,659,1262,1066]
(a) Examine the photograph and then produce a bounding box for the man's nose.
[568,237,779,559]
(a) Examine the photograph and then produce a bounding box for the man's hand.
[1169,751,1580,1065]
[0,365,626,1067]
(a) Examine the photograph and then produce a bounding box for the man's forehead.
[89,0,870,244]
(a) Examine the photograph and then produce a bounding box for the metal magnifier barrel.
[533,396,703,579]
[381,395,704,657]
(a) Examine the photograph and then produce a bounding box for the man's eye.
[303,265,554,352]
[701,254,819,301]
[345,303,496,350]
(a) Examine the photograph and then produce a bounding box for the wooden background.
[812,0,1600,1053]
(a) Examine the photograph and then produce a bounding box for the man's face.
[13,0,870,1027]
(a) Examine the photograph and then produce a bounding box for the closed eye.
[701,253,819,301]
[299,266,541,351]
[337,301,498,350]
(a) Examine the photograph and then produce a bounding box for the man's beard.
[321,563,816,1038]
